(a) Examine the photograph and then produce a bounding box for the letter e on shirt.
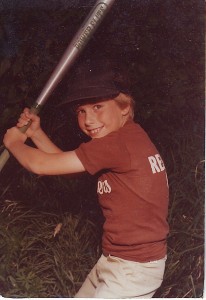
[148,154,165,174]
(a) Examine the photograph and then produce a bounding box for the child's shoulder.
[117,119,155,149]
[119,119,146,137]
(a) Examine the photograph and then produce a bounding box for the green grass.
[0,200,100,297]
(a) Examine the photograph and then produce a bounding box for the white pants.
[75,254,166,298]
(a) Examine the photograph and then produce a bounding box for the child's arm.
[17,108,62,153]
[3,127,85,176]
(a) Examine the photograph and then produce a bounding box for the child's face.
[76,99,128,139]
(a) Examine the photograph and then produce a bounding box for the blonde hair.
[114,92,135,119]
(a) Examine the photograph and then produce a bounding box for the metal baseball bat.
[0,0,116,172]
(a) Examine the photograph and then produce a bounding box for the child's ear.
[121,105,130,116]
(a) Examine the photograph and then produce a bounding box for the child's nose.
[84,111,95,125]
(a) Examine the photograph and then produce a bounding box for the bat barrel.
[36,0,115,107]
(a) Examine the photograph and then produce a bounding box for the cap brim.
[58,86,120,106]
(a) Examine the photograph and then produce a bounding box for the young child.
[3,57,169,298]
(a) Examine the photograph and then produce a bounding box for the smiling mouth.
[87,127,103,136]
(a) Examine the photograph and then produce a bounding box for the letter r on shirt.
[148,154,165,174]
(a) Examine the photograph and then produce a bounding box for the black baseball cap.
[59,56,131,106]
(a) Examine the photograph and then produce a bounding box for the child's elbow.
[30,166,45,176]
[25,158,46,176]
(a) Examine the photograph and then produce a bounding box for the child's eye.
[76,108,85,115]
[93,104,102,111]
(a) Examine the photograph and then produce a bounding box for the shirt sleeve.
[75,131,131,175]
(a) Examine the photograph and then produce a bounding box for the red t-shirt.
[75,120,169,262]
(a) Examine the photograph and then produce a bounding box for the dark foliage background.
[0,0,204,298]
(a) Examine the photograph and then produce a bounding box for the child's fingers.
[16,107,40,132]
[18,108,38,123]
[17,112,30,127]
[16,118,30,127]
[24,108,39,122]
[19,112,30,121]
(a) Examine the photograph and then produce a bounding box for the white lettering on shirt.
[97,180,112,195]
[148,154,165,174]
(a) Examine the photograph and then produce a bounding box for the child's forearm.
[8,141,59,175]
[30,128,62,153]
[7,141,85,176]
[7,141,46,173]
[4,126,85,175]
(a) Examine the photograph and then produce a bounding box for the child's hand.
[17,108,41,138]
[3,127,27,149]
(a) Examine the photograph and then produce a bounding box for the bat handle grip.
[19,103,42,133]
[0,102,42,172]
[0,149,10,172]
